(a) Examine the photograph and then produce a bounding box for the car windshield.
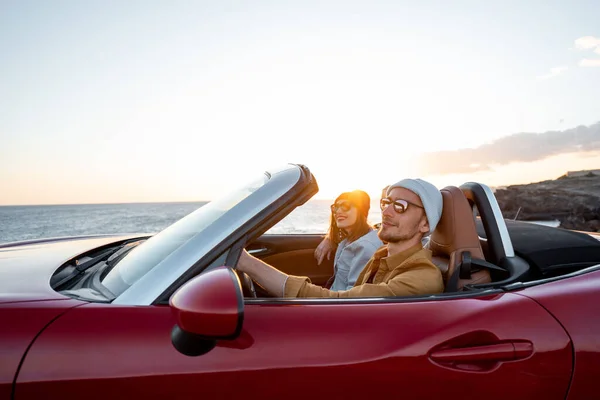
[101,173,270,297]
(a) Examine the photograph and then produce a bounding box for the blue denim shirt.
[330,229,383,291]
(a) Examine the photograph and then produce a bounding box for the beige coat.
[285,244,444,298]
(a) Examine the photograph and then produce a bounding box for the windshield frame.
[111,164,311,306]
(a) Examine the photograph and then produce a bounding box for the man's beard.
[378,219,421,243]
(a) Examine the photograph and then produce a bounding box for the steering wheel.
[234,270,257,298]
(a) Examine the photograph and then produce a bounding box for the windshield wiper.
[105,240,143,269]
[54,247,124,290]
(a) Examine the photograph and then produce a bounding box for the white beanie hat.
[386,178,443,235]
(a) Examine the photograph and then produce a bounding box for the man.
[237,178,444,298]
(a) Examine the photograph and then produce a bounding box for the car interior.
[244,182,600,299]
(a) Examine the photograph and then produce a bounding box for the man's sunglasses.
[380,197,424,214]
[330,201,353,213]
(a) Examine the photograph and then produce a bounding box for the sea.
[0,200,385,245]
[0,201,560,245]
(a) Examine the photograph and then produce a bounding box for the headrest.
[429,186,485,260]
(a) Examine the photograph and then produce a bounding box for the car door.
[14,290,571,400]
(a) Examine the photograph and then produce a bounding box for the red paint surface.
[13,292,572,400]
[0,299,83,399]
[170,266,241,337]
[518,269,600,400]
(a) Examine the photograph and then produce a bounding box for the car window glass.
[102,174,269,295]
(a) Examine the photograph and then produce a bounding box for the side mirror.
[170,266,244,356]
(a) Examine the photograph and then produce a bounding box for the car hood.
[0,235,147,303]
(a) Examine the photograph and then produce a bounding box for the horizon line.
[0,198,340,207]
[2,171,594,207]
[0,200,211,207]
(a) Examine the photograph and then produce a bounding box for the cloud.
[579,59,600,67]
[575,36,600,50]
[537,66,568,80]
[574,36,600,66]
[416,122,600,175]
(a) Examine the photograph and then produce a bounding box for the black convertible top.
[475,219,600,274]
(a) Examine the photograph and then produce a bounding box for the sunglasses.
[330,201,354,213]
[380,197,424,214]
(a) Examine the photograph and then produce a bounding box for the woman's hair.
[328,190,373,245]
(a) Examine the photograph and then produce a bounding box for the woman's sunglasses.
[380,197,424,214]
[330,201,353,213]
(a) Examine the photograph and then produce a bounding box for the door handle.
[430,341,533,363]
[248,247,270,256]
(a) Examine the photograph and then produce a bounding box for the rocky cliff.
[494,174,600,232]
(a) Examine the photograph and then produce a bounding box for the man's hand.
[236,249,288,297]
[314,237,333,265]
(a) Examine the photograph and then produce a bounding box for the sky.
[1,0,599,205]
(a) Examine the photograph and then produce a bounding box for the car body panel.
[0,299,84,399]
[0,235,143,303]
[517,269,600,400]
[15,292,570,400]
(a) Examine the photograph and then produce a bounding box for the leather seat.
[428,186,491,291]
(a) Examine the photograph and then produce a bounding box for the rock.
[494,175,600,232]
[587,219,600,232]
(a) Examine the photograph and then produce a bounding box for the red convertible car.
[2,164,600,399]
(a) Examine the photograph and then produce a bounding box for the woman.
[317,190,383,291]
